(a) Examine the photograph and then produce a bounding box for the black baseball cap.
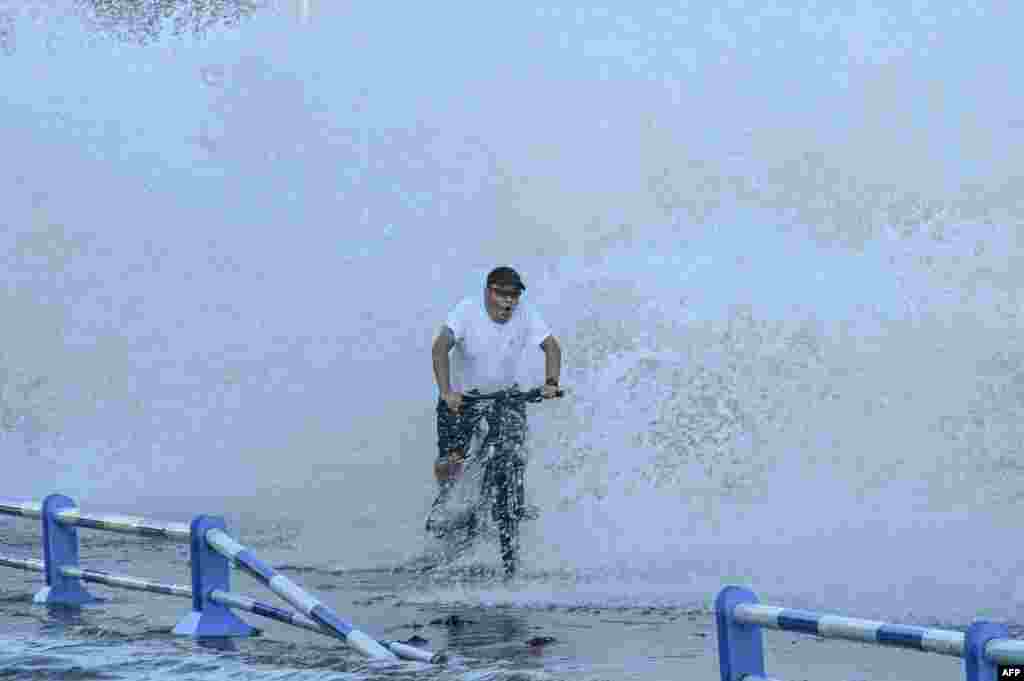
[486,266,526,291]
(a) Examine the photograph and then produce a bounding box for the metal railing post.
[964,620,1009,681]
[1,495,447,661]
[34,494,99,606]
[716,585,766,681]
[172,515,255,638]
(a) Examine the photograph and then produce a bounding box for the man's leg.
[434,397,476,488]
[434,449,465,485]
[429,399,482,543]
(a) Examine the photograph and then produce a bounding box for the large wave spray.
[3,1,1024,623]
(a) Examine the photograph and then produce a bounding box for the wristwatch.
[545,377,559,387]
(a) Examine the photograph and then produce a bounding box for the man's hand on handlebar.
[442,391,464,413]
[540,383,562,399]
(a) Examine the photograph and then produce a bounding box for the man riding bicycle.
[430,266,562,491]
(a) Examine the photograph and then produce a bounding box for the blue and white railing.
[716,585,1024,681]
[0,494,445,664]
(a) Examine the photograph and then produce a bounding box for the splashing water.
[1,1,1024,628]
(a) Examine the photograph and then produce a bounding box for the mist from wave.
[1,0,1023,625]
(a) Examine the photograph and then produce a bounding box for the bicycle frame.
[426,387,549,576]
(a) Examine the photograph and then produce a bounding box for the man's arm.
[432,325,456,396]
[541,335,561,385]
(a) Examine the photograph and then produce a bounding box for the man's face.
[487,285,522,323]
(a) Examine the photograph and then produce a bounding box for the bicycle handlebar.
[460,386,565,404]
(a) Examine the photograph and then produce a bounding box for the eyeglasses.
[489,287,522,301]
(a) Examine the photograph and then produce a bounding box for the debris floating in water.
[403,635,430,647]
[430,614,474,627]
[526,636,557,647]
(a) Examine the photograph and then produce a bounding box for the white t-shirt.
[445,296,552,393]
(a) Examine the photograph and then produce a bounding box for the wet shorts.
[435,395,528,461]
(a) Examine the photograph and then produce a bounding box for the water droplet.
[0,12,15,57]
[200,64,225,88]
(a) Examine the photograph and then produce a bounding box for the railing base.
[173,609,257,638]
[33,585,104,607]
[172,514,257,639]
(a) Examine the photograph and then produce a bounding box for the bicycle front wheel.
[491,454,525,578]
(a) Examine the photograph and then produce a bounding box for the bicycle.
[424,385,562,578]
